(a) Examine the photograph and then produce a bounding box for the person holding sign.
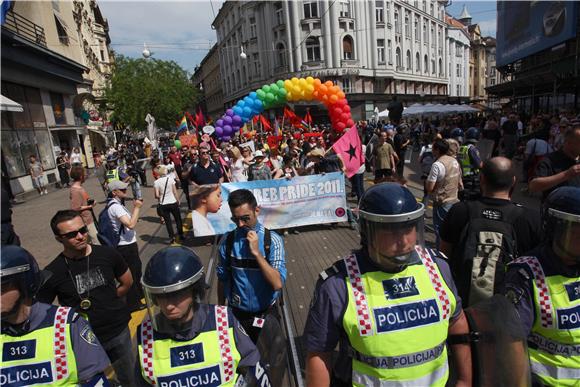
[216,189,287,343]
[304,183,471,386]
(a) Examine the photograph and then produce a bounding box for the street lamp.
[240,45,247,60]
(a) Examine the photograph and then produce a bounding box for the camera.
[87,199,95,205]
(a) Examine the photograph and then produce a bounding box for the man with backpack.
[99,180,146,312]
[216,189,286,343]
[439,157,542,306]
[458,128,484,201]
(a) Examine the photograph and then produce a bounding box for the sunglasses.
[200,151,209,155]
[58,226,88,239]
[230,215,251,224]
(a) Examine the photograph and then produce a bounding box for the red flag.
[304,110,312,125]
[332,125,364,178]
[260,115,272,131]
[252,115,260,124]
[196,107,206,128]
[267,135,283,149]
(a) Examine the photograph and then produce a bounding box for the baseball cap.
[253,150,265,159]
[108,180,129,193]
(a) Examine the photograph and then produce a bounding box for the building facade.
[211,0,450,121]
[1,0,113,196]
[192,43,224,120]
[445,15,470,101]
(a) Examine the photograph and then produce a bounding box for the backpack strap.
[53,306,71,381]
[344,254,373,336]
[106,199,126,236]
[512,256,553,328]
[215,305,235,383]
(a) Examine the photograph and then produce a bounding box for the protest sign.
[191,172,347,237]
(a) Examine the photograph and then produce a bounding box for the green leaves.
[104,56,197,132]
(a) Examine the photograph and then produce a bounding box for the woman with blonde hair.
[228,146,248,182]
[154,165,184,244]
[190,184,222,237]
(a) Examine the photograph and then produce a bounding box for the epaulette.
[319,264,340,281]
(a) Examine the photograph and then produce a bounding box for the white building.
[445,14,470,100]
[212,0,450,121]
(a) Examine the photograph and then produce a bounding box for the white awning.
[1,95,23,112]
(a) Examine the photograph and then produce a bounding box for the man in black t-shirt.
[393,125,410,177]
[39,210,135,386]
[189,146,223,186]
[501,113,519,159]
[440,157,542,264]
[529,126,580,200]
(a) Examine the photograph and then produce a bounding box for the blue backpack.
[97,200,125,247]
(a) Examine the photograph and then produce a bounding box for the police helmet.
[465,127,480,143]
[142,246,205,333]
[450,128,464,144]
[1,246,43,305]
[359,183,425,270]
[106,154,118,165]
[543,187,580,262]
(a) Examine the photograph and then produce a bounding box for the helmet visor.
[360,204,425,269]
[144,286,197,335]
[550,208,580,261]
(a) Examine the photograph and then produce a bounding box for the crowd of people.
[1,105,580,386]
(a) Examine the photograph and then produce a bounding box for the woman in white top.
[228,146,248,182]
[190,184,222,237]
[70,147,82,166]
[154,166,184,243]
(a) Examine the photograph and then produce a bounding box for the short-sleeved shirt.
[1,302,110,381]
[167,151,182,167]
[533,149,580,200]
[154,176,177,205]
[189,161,222,185]
[501,245,580,334]
[70,186,93,225]
[440,198,542,256]
[217,223,286,312]
[37,245,131,343]
[374,143,395,170]
[134,303,263,386]
[426,160,446,183]
[107,198,137,245]
[303,249,462,381]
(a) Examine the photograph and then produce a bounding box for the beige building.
[457,5,486,103]
[1,0,113,196]
[192,43,224,120]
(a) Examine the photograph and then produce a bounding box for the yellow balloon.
[284,79,292,89]
[293,85,301,94]
[286,91,293,100]
[291,77,299,84]
[306,76,315,84]
[299,78,307,87]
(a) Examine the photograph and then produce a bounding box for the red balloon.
[346,119,355,128]
[336,122,346,132]
[341,113,350,122]
[333,107,343,116]
[343,105,351,112]
[337,98,348,106]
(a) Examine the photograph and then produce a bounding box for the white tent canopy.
[402,103,478,117]
[1,95,23,112]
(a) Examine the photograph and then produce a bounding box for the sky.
[100,0,497,73]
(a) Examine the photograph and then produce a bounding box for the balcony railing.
[2,11,47,47]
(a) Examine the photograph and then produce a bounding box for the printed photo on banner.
[190,172,347,237]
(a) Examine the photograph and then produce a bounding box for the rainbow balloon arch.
[214,77,354,141]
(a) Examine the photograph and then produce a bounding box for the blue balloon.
[237,100,245,107]
[243,107,252,116]
[233,106,243,116]
[254,99,263,110]
[244,98,253,108]
[249,91,257,99]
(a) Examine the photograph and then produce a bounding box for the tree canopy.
[105,55,197,131]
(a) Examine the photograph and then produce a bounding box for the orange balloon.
[313,78,322,86]
[337,91,346,99]
[319,85,328,94]
[325,80,333,87]
[330,94,339,103]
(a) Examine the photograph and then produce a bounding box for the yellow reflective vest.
[105,169,120,184]
[138,305,242,386]
[514,256,580,386]
[0,306,78,386]
[342,248,457,386]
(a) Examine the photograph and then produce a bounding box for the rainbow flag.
[177,115,188,134]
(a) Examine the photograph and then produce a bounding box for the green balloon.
[278,88,287,98]
[270,84,279,93]
[266,93,275,102]
[256,89,266,100]
[263,85,271,93]
[174,139,182,149]
[276,79,285,88]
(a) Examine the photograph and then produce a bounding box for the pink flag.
[332,125,364,178]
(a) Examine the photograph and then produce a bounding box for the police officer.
[503,186,580,386]
[135,246,271,386]
[105,154,129,186]
[458,127,484,201]
[304,183,472,386]
[1,245,111,386]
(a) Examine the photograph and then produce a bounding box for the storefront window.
[1,82,54,177]
[50,92,66,125]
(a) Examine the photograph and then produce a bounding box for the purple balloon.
[223,136,231,142]
[232,125,240,132]
[216,119,224,128]
[223,125,233,135]
[226,109,234,116]
[232,115,242,125]
[223,116,233,125]
[215,126,224,136]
